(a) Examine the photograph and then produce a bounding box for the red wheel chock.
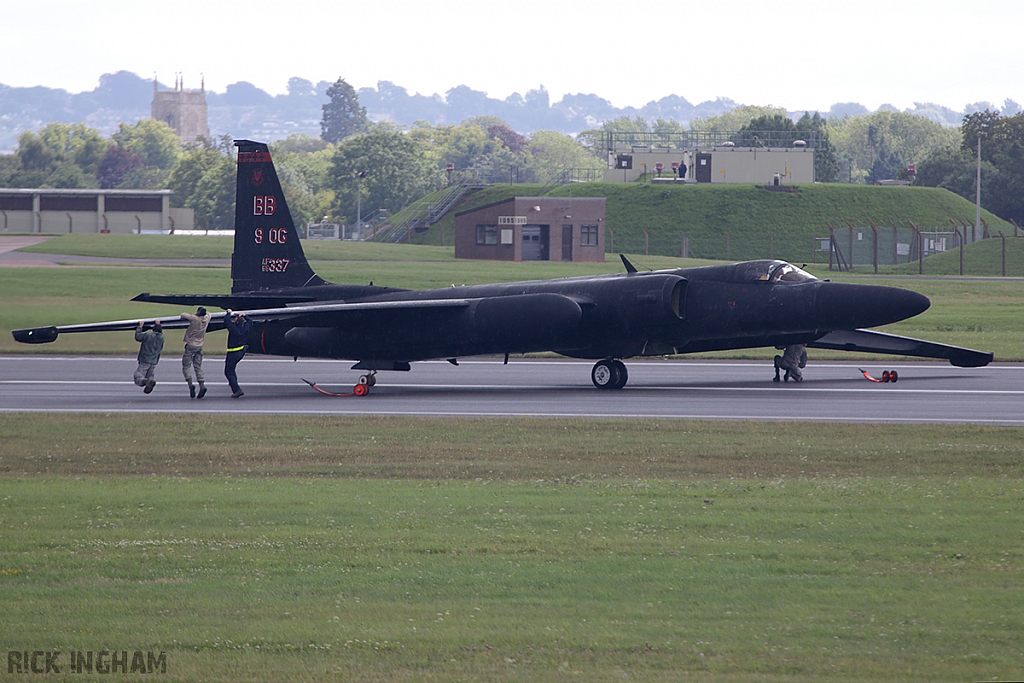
[859,369,899,383]
[301,379,371,397]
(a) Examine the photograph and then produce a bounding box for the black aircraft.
[13,139,993,392]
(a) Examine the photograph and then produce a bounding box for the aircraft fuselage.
[242,261,929,364]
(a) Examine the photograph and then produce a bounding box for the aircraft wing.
[808,329,993,367]
[131,292,319,308]
[12,299,471,345]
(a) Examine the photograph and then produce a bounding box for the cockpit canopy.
[736,260,817,284]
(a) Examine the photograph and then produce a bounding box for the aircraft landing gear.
[357,372,377,387]
[592,359,628,390]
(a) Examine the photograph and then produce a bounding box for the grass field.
[1,414,1022,682]
[3,237,1022,681]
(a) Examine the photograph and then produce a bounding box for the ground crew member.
[133,319,164,394]
[223,309,253,398]
[180,306,211,398]
[773,343,807,382]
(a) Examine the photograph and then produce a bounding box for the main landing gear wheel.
[592,359,628,390]
[357,372,377,387]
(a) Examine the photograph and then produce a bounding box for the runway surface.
[1,355,1021,424]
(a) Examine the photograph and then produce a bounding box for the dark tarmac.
[1,356,1021,425]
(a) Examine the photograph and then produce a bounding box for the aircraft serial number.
[261,258,290,273]
[254,227,288,244]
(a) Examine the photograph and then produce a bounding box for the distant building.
[151,75,210,145]
[0,189,193,234]
[601,131,816,185]
[455,197,605,262]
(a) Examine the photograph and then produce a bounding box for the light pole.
[975,134,982,242]
[354,170,367,237]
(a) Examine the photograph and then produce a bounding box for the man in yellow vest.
[224,309,253,398]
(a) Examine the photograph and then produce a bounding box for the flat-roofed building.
[601,130,817,185]
[0,189,193,234]
[455,197,605,262]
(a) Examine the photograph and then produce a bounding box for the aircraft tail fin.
[231,139,326,293]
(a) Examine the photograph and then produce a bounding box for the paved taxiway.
[1,356,1021,424]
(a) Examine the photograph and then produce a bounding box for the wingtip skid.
[12,326,59,344]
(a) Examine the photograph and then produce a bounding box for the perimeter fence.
[666,220,1023,276]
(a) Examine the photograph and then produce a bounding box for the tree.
[189,160,236,231]
[270,139,337,228]
[486,123,528,155]
[328,126,433,223]
[691,105,788,132]
[599,116,650,133]
[651,117,686,135]
[405,118,536,184]
[274,133,329,154]
[828,111,957,184]
[97,145,146,188]
[11,123,109,188]
[321,78,368,144]
[407,121,505,172]
[577,116,651,159]
[112,119,182,170]
[0,154,19,187]
[167,145,236,230]
[735,114,796,146]
[796,112,839,183]
[524,130,604,182]
[953,110,1024,224]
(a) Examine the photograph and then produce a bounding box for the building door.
[521,225,548,261]
[561,224,573,261]
[522,226,542,261]
[695,153,712,183]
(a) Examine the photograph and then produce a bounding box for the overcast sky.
[4,0,1021,113]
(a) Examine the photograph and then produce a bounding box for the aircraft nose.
[815,282,930,330]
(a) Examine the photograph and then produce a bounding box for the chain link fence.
[815,221,1020,273]
[664,220,1022,275]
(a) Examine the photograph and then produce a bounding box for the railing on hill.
[536,168,604,196]
[374,173,487,243]
[598,130,821,151]
[350,209,391,241]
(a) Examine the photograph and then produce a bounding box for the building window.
[0,195,33,211]
[476,224,498,245]
[106,196,163,212]
[581,225,599,246]
[40,196,97,212]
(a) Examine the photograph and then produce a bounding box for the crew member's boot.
[188,381,196,398]
[196,382,207,399]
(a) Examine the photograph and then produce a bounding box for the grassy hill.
[411,182,1012,263]
[883,233,1024,276]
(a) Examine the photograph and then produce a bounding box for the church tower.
[151,74,210,145]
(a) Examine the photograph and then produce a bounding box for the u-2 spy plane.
[13,139,992,392]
